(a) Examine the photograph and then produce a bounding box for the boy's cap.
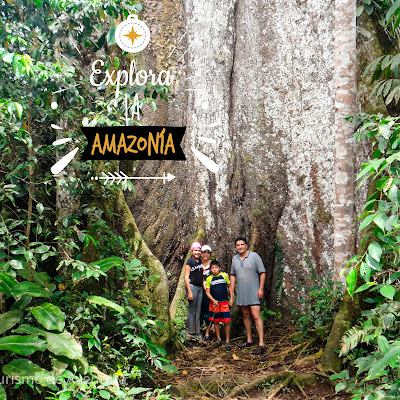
[190,242,202,251]
[201,245,212,252]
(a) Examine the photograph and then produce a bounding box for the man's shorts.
[209,301,230,323]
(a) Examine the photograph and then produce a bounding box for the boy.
[205,260,232,350]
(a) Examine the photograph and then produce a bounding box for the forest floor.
[159,322,350,400]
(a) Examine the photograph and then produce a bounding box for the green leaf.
[107,27,116,46]
[12,282,51,297]
[377,335,390,354]
[368,241,382,262]
[3,358,55,387]
[367,344,400,380]
[0,335,47,355]
[89,257,124,273]
[335,382,346,392]
[99,390,111,399]
[45,331,82,359]
[386,0,400,23]
[31,303,65,332]
[13,324,46,335]
[87,295,124,313]
[0,384,6,400]
[360,262,371,282]
[36,203,44,215]
[0,272,18,296]
[380,285,395,300]
[359,214,376,231]
[346,269,357,297]
[354,282,376,294]
[0,310,23,335]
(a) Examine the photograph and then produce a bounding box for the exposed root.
[228,371,291,398]
[228,371,318,398]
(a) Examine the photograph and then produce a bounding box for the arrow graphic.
[92,171,175,185]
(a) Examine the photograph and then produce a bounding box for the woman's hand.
[188,292,194,300]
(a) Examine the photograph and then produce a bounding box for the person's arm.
[229,274,236,307]
[184,264,193,300]
[206,287,218,307]
[257,272,266,299]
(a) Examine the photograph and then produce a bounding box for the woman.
[200,244,212,341]
[184,242,203,339]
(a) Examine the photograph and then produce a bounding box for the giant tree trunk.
[130,0,337,313]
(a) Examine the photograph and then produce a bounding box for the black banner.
[81,126,186,160]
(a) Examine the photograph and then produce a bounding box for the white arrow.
[92,172,175,185]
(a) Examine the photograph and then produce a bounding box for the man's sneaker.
[195,334,203,341]
[237,341,253,348]
[225,342,233,351]
[251,346,266,355]
[214,339,222,348]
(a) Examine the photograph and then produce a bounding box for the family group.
[184,237,267,355]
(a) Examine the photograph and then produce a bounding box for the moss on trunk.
[115,191,173,345]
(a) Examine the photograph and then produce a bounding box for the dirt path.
[160,323,350,400]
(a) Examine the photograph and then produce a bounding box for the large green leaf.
[3,358,55,387]
[0,335,47,355]
[12,281,51,297]
[0,272,18,296]
[346,269,358,297]
[368,241,382,262]
[87,295,124,313]
[10,295,32,311]
[380,285,395,300]
[0,310,23,335]
[0,384,5,400]
[367,344,400,380]
[13,324,46,336]
[89,257,124,273]
[31,303,65,332]
[45,331,82,359]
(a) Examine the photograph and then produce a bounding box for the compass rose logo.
[115,15,150,53]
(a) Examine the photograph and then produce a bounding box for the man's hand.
[257,288,264,299]
[229,297,234,307]
[188,292,193,300]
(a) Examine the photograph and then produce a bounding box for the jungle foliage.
[0,1,175,399]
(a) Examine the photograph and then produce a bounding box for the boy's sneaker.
[251,346,266,355]
[214,339,222,348]
[225,342,233,351]
[204,336,211,342]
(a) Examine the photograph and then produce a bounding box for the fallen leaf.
[232,353,240,360]
[181,370,188,375]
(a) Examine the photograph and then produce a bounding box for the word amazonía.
[81,126,186,161]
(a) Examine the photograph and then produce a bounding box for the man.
[229,237,266,355]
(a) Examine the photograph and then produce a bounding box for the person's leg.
[240,305,253,343]
[250,305,264,347]
[186,284,197,335]
[224,322,230,342]
[214,321,221,341]
[193,285,203,335]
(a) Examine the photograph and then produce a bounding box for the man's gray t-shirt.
[230,251,266,306]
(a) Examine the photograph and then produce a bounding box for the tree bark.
[334,0,357,278]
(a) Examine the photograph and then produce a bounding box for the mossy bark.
[115,191,173,345]
[321,178,377,372]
